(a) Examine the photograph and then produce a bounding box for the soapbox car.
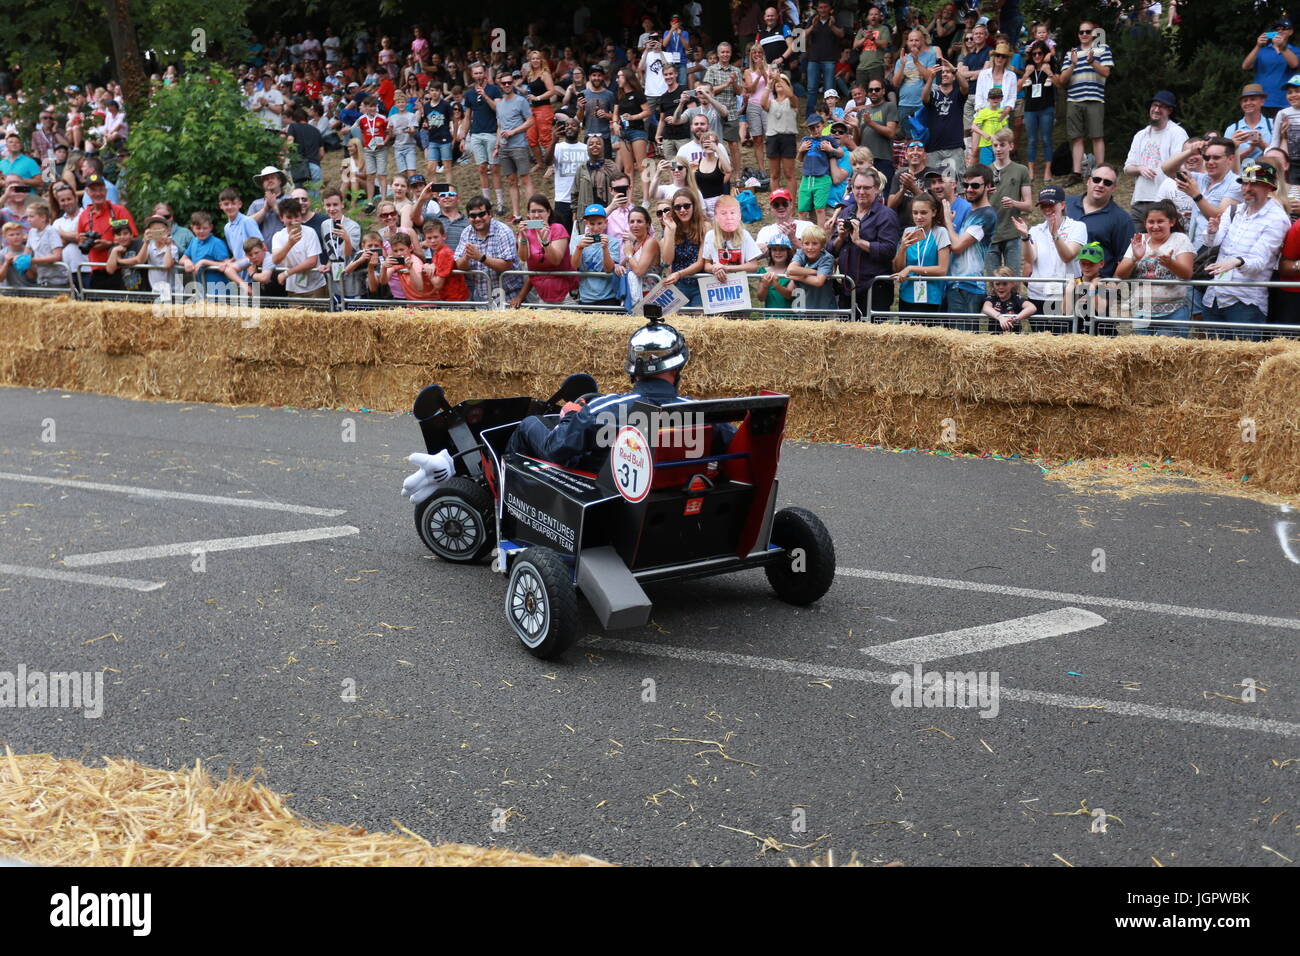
[410,376,835,659]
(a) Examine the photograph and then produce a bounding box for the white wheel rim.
[508,564,550,648]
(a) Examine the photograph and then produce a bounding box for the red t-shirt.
[1282,216,1300,294]
[376,78,396,111]
[358,113,388,149]
[76,202,137,263]
[431,245,468,301]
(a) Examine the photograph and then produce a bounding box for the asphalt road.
[1,386,1297,867]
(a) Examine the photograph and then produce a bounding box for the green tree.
[121,57,283,224]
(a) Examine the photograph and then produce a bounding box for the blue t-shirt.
[898,49,938,109]
[0,154,40,181]
[950,205,996,294]
[464,85,503,134]
[801,135,835,177]
[183,235,232,289]
[792,248,838,312]
[827,151,854,207]
[900,227,949,304]
[570,233,623,302]
[1255,44,1300,108]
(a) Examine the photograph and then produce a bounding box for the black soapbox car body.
[410,374,835,658]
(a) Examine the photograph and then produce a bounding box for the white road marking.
[863,607,1107,665]
[0,471,346,517]
[838,567,1300,631]
[62,526,359,567]
[584,637,1300,738]
[0,563,165,592]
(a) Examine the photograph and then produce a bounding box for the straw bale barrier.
[0,748,611,866]
[3,296,1299,493]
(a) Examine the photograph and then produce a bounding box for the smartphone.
[431,182,451,193]
[523,219,545,230]
[1267,31,1280,40]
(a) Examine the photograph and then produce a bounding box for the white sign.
[612,426,652,503]
[699,273,753,314]
[633,277,689,317]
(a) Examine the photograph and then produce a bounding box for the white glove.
[409,449,455,482]
[401,468,426,495]
[408,478,439,504]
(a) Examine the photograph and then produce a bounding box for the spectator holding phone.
[511,194,576,307]
[569,203,623,306]
[269,196,327,298]
[1243,19,1300,118]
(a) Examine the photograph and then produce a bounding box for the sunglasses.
[868,87,884,93]
[771,199,790,207]
[962,181,983,189]
[1089,176,1115,186]
[672,202,694,210]
[906,141,924,149]
[467,210,489,219]
[379,211,397,218]
[657,208,671,216]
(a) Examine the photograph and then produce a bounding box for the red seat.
[650,426,717,490]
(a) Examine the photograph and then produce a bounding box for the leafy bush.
[120,56,284,224]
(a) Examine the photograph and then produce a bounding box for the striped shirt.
[702,63,743,118]
[1203,200,1290,313]
[1064,45,1113,103]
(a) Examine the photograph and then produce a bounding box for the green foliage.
[120,57,283,224]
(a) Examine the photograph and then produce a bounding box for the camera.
[78,230,101,254]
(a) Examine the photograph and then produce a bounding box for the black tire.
[505,547,579,659]
[765,507,836,606]
[414,477,495,563]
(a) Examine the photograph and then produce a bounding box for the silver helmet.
[626,313,689,377]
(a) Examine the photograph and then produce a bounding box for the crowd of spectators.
[1,2,1298,334]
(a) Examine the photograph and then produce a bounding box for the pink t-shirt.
[525,223,577,303]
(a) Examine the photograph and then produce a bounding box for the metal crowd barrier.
[1084,277,1300,341]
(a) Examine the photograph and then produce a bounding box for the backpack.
[737,189,763,224]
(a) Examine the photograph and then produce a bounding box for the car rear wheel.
[414,478,495,563]
[765,507,836,606]
[505,547,578,659]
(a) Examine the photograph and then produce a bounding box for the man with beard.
[547,115,590,231]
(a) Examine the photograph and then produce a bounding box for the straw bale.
[144,351,238,404]
[34,300,102,351]
[266,311,379,366]
[75,353,149,396]
[0,295,45,348]
[1117,337,1298,409]
[3,347,82,389]
[98,307,182,355]
[232,362,338,408]
[330,363,432,411]
[0,749,612,867]
[372,311,481,366]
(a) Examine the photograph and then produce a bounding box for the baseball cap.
[769,188,793,203]
[589,64,607,74]
[1151,90,1177,109]
[1241,162,1278,189]
[830,121,848,134]
[583,203,608,218]
[408,174,426,186]
[987,87,1004,98]
[85,173,107,187]
[767,233,793,249]
[1037,185,1066,204]
[1286,74,1300,88]
[805,112,824,126]
[670,14,681,21]
[1276,18,1293,29]
[144,215,169,228]
[1077,242,1105,264]
[921,167,945,181]
[823,89,840,99]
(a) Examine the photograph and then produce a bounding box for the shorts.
[1067,100,1105,140]
[468,131,499,166]
[499,146,532,176]
[722,117,741,143]
[425,141,453,162]
[395,145,418,171]
[798,173,832,211]
[963,97,976,134]
[622,127,649,143]
[744,102,767,136]
[364,147,389,175]
[766,132,796,159]
[527,104,555,151]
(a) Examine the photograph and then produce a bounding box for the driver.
[506,313,734,472]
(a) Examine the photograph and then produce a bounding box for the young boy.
[419,219,469,301]
[0,221,35,288]
[1065,241,1106,326]
[569,204,622,306]
[219,188,261,281]
[104,220,145,292]
[972,87,1011,166]
[344,230,390,299]
[269,196,327,297]
[981,266,1037,332]
[785,225,839,315]
[242,237,276,289]
[180,211,234,294]
[796,113,844,228]
[23,202,68,287]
